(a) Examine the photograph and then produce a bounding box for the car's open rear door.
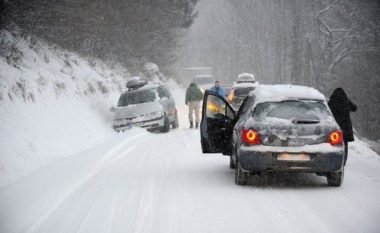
[200,91,236,155]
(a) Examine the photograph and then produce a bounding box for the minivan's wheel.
[159,116,170,133]
[235,161,248,185]
[327,167,344,187]
[171,111,179,129]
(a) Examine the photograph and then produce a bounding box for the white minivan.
[112,79,179,133]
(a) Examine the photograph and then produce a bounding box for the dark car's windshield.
[253,100,331,122]
[117,89,158,107]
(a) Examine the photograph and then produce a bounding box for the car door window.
[206,94,234,120]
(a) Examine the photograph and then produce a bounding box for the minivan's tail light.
[328,130,343,145]
[241,129,260,145]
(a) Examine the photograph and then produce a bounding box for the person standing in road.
[209,80,225,98]
[185,82,203,129]
[328,88,357,166]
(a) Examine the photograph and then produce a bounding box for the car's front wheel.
[327,167,344,187]
[235,161,249,185]
[171,111,179,129]
[159,116,170,133]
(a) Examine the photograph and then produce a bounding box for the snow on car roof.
[123,81,160,94]
[238,73,255,80]
[237,73,256,84]
[251,84,326,102]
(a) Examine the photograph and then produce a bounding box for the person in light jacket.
[209,80,225,98]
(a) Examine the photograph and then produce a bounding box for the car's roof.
[122,82,161,95]
[237,73,255,82]
[250,84,326,102]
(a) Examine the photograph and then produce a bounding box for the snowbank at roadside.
[0,30,128,188]
[0,29,187,188]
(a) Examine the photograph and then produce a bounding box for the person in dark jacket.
[328,88,357,166]
[185,83,204,128]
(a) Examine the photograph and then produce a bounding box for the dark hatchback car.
[200,85,345,186]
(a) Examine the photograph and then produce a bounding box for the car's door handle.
[220,127,226,131]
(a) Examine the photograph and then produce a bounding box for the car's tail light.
[328,130,343,145]
[241,129,260,145]
[227,90,234,102]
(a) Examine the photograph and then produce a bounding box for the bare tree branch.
[328,47,380,72]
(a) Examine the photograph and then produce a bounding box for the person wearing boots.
[328,88,357,166]
[185,82,203,128]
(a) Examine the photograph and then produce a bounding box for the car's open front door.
[200,91,236,155]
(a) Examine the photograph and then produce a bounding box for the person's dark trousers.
[344,140,348,166]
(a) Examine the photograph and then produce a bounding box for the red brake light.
[241,129,260,145]
[328,130,343,145]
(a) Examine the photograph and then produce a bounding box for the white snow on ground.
[0,29,126,187]
[1,30,380,233]
[0,109,380,233]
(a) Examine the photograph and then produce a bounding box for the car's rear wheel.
[235,161,248,185]
[159,116,170,133]
[327,167,344,187]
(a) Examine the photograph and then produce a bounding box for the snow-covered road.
[1,124,380,233]
[1,29,379,233]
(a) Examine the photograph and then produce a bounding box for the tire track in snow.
[25,132,145,233]
[127,131,179,233]
[106,133,157,233]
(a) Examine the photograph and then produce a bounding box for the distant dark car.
[224,86,232,98]
[228,77,259,110]
[228,85,257,110]
[200,85,345,186]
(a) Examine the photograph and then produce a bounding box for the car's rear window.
[234,87,255,97]
[118,88,158,107]
[253,100,331,122]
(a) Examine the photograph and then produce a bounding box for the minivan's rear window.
[253,100,331,122]
[118,89,157,106]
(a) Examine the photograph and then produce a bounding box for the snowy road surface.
[0,99,380,233]
[1,127,380,233]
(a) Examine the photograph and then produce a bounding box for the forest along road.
[1,127,380,233]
